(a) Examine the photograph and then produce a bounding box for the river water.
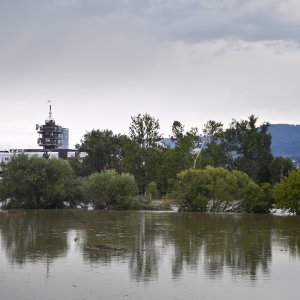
[0,210,299,299]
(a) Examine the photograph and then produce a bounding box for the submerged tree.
[85,170,138,209]
[174,166,263,212]
[273,170,300,215]
[0,155,82,209]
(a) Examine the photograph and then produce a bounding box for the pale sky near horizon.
[1,0,300,149]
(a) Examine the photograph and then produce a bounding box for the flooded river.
[0,210,299,299]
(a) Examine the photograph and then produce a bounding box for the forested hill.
[269,124,300,159]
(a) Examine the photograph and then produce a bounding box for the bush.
[0,155,82,209]
[174,168,208,212]
[273,170,300,215]
[85,170,138,209]
[242,182,273,213]
[126,195,152,210]
[174,166,264,212]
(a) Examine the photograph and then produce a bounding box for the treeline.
[0,113,299,213]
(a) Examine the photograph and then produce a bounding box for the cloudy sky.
[1,0,300,149]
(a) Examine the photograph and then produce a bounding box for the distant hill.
[269,124,300,162]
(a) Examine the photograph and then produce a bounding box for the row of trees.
[74,113,294,191]
[0,155,151,210]
[0,113,299,213]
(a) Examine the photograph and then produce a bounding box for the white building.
[0,149,86,165]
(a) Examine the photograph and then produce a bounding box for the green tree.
[171,120,185,143]
[175,168,208,212]
[224,115,273,183]
[85,170,138,209]
[200,120,228,168]
[0,155,81,209]
[273,170,300,214]
[156,121,202,195]
[123,113,163,193]
[174,166,259,212]
[171,121,202,167]
[129,113,162,148]
[76,129,130,175]
[242,182,273,213]
[269,157,295,185]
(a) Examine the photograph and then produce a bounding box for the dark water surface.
[0,210,299,299]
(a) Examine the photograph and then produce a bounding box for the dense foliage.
[85,170,138,209]
[0,113,298,213]
[174,167,272,213]
[273,170,300,215]
[0,155,83,209]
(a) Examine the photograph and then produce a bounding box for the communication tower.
[36,101,63,156]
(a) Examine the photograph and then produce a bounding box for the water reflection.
[0,210,299,283]
[274,216,300,258]
[0,211,69,265]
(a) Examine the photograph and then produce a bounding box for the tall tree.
[224,115,273,183]
[123,113,164,193]
[157,121,202,194]
[129,113,162,148]
[76,129,130,175]
[200,120,228,168]
[171,120,185,144]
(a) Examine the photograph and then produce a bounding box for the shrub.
[85,170,138,209]
[174,166,264,212]
[0,155,82,209]
[273,170,300,215]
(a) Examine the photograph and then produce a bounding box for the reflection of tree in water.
[82,212,275,281]
[274,216,300,258]
[0,210,70,266]
[168,214,273,280]
[82,212,160,282]
[168,214,204,279]
[1,210,298,284]
[222,215,272,280]
[81,211,137,264]
[128,213,160,283]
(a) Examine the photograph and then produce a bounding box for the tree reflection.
[274,216,300,258]
[222,215,272,280]
[128,214,160,282]
[163,214,273,280]
[0,210,299,284]
[0,210,69,265]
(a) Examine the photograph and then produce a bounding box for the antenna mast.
[48,100,53,120]
[36,100,63,157]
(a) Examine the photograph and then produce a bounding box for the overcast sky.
[1,0,300,149]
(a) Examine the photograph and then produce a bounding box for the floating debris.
[86,244,126,251]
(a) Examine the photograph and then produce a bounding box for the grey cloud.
[1,0,300,44]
